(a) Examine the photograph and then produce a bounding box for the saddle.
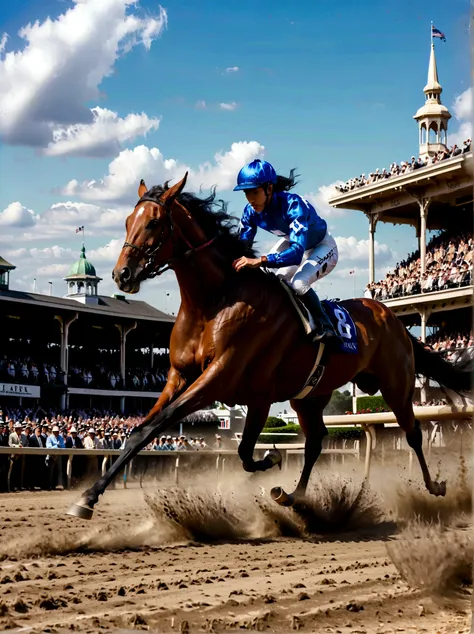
[276,277,358,399]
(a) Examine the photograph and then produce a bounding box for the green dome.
[66,245,97,277]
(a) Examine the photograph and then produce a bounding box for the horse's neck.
[174,252,227,311]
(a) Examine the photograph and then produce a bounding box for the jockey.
[232,159,341,345]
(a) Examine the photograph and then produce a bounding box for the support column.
[418,198,431,276]
[55,313,79,411]
[150,343,154,369]
[419,307,432,343]
[115,321,137,414]
[366,213,380,284]
[417,307,432,403]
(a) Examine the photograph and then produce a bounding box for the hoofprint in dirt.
[0,461,471,634]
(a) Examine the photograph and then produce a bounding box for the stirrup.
[311,329,341,344]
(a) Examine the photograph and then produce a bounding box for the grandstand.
[328,42,473,401]
[0,246,174,414]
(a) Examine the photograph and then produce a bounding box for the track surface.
[0,484,470,634]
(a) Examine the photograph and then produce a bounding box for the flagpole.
[430,21,433,47]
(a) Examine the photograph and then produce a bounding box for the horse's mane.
[146,184,257,260]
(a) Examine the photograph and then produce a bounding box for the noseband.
[122,194,215,278]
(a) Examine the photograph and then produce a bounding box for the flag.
[349,270,355,275]
[219,419,230,429]
[432,25,446,42]
[75,225,84,233]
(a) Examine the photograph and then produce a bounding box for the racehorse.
[68,174,471,519]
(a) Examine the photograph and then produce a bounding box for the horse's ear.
[165,172,188,201]
[138,179,147,198]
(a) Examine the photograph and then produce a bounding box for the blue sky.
[0,0,470,310]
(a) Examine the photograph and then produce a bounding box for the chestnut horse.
[69,173,470,519]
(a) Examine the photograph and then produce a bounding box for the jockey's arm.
[238,207,257,245]
[264,199,308,268]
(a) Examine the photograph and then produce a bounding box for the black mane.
[146,183,257,260]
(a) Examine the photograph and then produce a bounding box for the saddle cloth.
[277,279,358,400]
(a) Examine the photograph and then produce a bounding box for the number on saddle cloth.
[323,301,359,354]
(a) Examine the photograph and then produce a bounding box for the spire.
[413,41,451,157]
[424,44,442,94]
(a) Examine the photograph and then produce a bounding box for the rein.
[122,194,215,278]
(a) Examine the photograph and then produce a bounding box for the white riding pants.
[268,231,338,295]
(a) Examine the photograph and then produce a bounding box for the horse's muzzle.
[112,266,141,294]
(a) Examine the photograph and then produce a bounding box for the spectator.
[83,428,101,450]
[336,139,472,194]
[365,230,473,300]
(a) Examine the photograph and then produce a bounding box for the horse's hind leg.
[238,402,279,473]
[381,386,446,497]
[271,393,331,506]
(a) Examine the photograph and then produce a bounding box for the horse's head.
[113,173,191,294]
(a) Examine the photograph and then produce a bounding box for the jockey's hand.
[232,256,263,272]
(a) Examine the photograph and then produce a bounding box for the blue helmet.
[233,159,277,191]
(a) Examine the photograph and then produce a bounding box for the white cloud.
[304,181,348,218]
[61,140,265,203]
[0,200,131,246]
[0,33,7,55]
[334,236,396,268]
[449,87,472,148]
[0,0,167,155]
[452,87,472,121]
[225,66,239,73]
[88,239,123,263]
[44,107,160,158]
[219,102,237,111]
[0,202,38,227]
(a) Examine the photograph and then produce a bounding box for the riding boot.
[299,288,342,345]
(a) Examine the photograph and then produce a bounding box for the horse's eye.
[146,219,159,230]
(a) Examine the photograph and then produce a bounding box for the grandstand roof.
[328,152,473,230]
[0,288,175,324]
[0,255,16,271]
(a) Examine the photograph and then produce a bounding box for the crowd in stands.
[335,139,472,193]
[364,230,473,300]
[68,362,168,391]
[427,328,474,362]
[0,353,169,392]
[0,408,224,491]
[0,356,64,386]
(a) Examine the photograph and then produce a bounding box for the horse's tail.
[408,332,472,395]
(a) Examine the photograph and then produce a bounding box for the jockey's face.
[244,184,273,213]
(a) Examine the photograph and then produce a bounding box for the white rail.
[0,404,470,492]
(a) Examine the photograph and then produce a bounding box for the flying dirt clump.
[145,489,256,542]
[145,476,387,544]
[290,477,387,535]
[391,455,472,525]
[387,520,472,603]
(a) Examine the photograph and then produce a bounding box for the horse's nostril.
[120,267,131,283]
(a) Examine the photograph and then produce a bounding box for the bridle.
[122,193,215,278]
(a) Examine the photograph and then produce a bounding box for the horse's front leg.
[238,403,281,473]
[135,367,185,428]
[68,354,239,519]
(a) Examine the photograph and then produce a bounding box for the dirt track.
[0,465,471,634]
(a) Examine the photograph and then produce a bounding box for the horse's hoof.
[67,501,94,520]
[270,486,294,507]
[263,449,282,471]
[432,480,447,497]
